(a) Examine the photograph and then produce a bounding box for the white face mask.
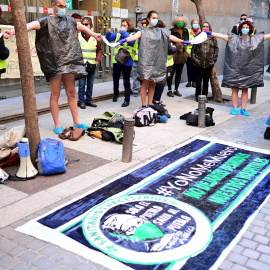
[150,19,158,27]
[56,8,66,17]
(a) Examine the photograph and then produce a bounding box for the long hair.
[122,18,135,32]
[238,20,254,36]
[202,21,213,32]
[81,17,93,28]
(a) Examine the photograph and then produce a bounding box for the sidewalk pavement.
[0,70,270,270]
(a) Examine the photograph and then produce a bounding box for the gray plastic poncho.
[137,27,170,84]
[35,16,86,81]
[221,33,264,88]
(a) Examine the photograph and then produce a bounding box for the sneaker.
[54,126,64,135]
[73,123,89,130]
[230,108,239,115]
[240,108,250,116]
[167,91,174,97]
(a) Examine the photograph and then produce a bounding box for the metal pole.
[198,95,206,128]
[250,87,257,104]
[36,0,39,19]
[24,0,29,23]
[78,0,80,12]
[122,118,135,163]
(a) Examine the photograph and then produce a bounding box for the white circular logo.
[83,195,212,264]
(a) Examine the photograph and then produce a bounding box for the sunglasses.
[240,18,247,21]
[82,23,89,26]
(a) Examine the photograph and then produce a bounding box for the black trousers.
[186,57,197,83]
[113,63,132,101]
[195,66,212,97]
[167,63,184,91]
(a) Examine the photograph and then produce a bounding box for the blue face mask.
[121,26,127,32]
[56,8,66,17]
[241,28,249,35]
[193,24,199,29]
[150,19,158,27]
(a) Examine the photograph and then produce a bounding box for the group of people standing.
[2,0,270,137]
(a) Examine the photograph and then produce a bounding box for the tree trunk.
[190,0,222,103]
[10,0,41,165]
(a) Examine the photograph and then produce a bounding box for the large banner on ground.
[0,25,43,79]
[17,137,270,269]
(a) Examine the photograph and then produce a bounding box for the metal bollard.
[250,87,257,104]
[198,95,206,128]
[122,118,135,163]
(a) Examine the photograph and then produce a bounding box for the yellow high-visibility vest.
[79,33,97,64]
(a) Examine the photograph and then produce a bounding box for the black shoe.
[167,91,174,97]
[205,98,209,103]
[174,90,182,97]
[85,102,97,107]
[192,82,196,88]
[121,100,130,107]
[186,82,192,87]
[113,95,118,102]
[266,69,270,73]
[78,102,86,109]
[264,127,270,140]
[195,96,198,102]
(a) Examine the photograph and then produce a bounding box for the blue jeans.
[266,114,270,126]
[78,67,96,104]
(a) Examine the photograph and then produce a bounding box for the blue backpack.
[36,138,66,176]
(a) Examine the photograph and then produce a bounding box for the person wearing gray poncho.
[3,0,102,135]
[204,20,270,116]
[118,10,188,107]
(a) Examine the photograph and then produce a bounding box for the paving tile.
[0,237,18,253]
[250,225,267,236]
[253,234,270,245]
[218,259,233,270]
[242,248,260,259]
[240,238,258,250]
[228,252,248,265]
[257,244,270,254]
[246,258,270,270]
[230,265,249,270]
[52,252,80,267]
[0,185,28,208]
[0,226,22,240]
[0,254,17,268]
[31,257,59,270]
[242,230,254,240]
[25,239,47,251]
[18,250,39,263]
[259,253,270,264]
[39,245,60,257]
[10,262,33,270]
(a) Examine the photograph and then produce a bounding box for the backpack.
[87,126,123,144]
[36,138,66,176]
[92,111,125,130]
[88,112,125,143]
[133,107,158,127]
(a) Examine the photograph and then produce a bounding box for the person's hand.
[118,38,127,45]
[203,30,212,35]
[2,29,14,39]
[94,33,102,41]
[108,28,114,34]
[182,40,191,45]
[117,28,122,33]
[95,61,99,65]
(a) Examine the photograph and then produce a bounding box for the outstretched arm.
[3,21,40,39]
[77,23,102,41]
[264,33,270,41]
[169,35,183,43]
[204,30,228,41]
[125,31,141,42]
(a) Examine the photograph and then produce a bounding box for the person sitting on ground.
[231,14,247,35]
[3,0,102,134]
[77,17,102,109]
[204,20,270,116]
[191,22,218,103]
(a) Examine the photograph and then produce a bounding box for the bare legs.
[231,87,248,108]
[49,74,81,128]
[140,79,156,106]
